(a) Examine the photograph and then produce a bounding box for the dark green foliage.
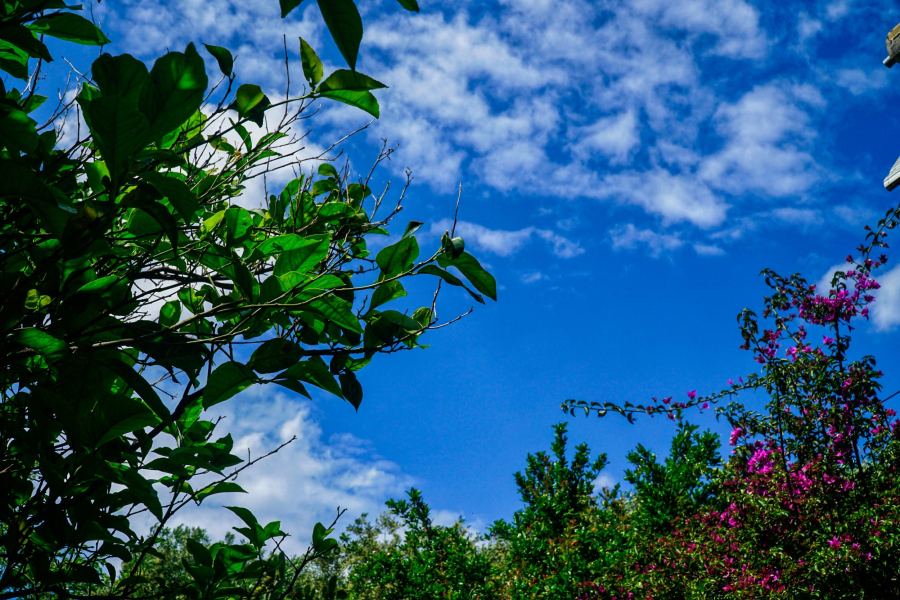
[0,2,497,599]
[624,423,722,535]
[344,490,498,600]
[489,423,615,600]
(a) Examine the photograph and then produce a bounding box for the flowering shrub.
[569,209,900,598]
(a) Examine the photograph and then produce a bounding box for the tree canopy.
[0,1,496,598]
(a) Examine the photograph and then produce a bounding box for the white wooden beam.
[886,156,900,191]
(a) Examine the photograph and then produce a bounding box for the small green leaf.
[11,328,67,362]
[140,172,198,221]
[280,0,309,17]
[376,236,419,278]
[223,207,253,245]
[369,280,406,310]
[232,84,270,126]
[416,264,484,304]
[196,482,246,502]
[318,89,379,118]
[140,43,208,141]
[159,300,181,328]
[0,40,30,80]
[317,0,363,70]
[204,43,233,77]
[339,372,362,410]
[273,235,331,276]
[437,251,497,301]
[203,362,256,408]
[396,0,419,11]
[317,69,386,92]
[0,24,53,62]
[281,357,343,399]
[318,163,339,178]
[402,221,423,239]
[299,37,323,87]
[96,396,161,447]
[248,339,304,373]
[29,13,110,45]
[225,505,259,528]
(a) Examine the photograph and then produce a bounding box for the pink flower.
[823,335,834,344]
[687,390,697,400]
[702,402,709,409]
[829,536,841,549]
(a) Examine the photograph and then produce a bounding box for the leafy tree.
[342,489,498,600]
[490,423,619,600]
[567,209,900,597]
[623,422,722,536]
[0,1,496,599]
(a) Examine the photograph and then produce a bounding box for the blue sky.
[32,0,900,546]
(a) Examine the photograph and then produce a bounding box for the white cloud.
[610,223,684,257]
[571,111,640,165]
[694,243,725,256]
[521,272,546,284]
[428,219,584,258]
[599,170,728,227]
[871,265,900,331]
[630,0,768,58]
[699,84,823,197]
[834,68,890,96]
[161,389,413,552]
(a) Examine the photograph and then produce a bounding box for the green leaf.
[203,43,233,77]
[196,482,246,502]
[369,280,406,310]
[96,396,161,447]
[317,0,363,70]
[299,37,323,87]
[203,362,256,408]
[0,105,39,153]
[201,210,226,235]
[376,236,419,278]
[223,207,253,245]
[102,358,171,422]
[140,43,208,141]
[318,89,379,118]
[273,377,310,398]
[312,522,339,553]
[402,221,423,239]
[0,40,29,80]
[273,235,331,276]
[281,358,343,399]
[317,69,386,92]
[339,371,362,410]
[318,163,339,178]
[10,328,67,362]
[159,300,181,328]
[140,172,198,221]
[0,160,76,237]
[308,295,363,333]
[437,251,497,301]
[232,84,270,126]
[225,505,259,529]
[417,264,484,304]
[248,339,304,373]
[280,0,309,17]
[396,0,419,11]
[0,24,53,62]
[29,13,110,45]
[78,54,151,181]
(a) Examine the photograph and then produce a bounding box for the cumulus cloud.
[157,389,413,553]
[610,223,684,257]
[428,219,583,258]
[98,0,843,241]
